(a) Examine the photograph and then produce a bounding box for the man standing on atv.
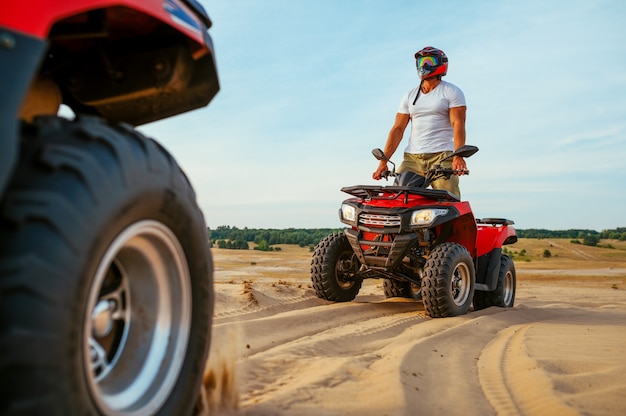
[373,46,467,198]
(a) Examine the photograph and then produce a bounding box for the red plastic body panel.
[0,0,205,46]
[349,193,480,256]
[346,189,517,260]
[348,194,470,211]
[441,210,477,257]
[475,224,517,257]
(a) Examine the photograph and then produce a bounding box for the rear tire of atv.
[0,116,213,415]
[422,242,475,318]
[383,279,422,300]
[473,255,516,310]
[311,232,362,302]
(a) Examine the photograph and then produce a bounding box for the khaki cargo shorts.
[398,151,460,198]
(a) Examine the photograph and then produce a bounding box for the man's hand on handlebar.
[372,162,388,180]
[452,155,467,175]
[429,166,469,178]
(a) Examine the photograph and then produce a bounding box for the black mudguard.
[475,248,502,291]
[0,28,47,196]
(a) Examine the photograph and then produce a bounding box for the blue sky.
[140,0,626,231]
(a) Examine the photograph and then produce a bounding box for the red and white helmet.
[415,46,448,80]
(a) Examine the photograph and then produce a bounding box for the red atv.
[0,1,218,414]
[311,146,518,318]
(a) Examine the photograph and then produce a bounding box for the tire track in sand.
[241,310,426,409]
[227,300,429,414]
[478,323,578,416]
[202,284,626,415]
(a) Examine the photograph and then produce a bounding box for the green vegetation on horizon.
[208,226,342,251]
[208,226,626,250]
[515,228,626,240]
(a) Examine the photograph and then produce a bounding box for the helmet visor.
[416,56,440,68]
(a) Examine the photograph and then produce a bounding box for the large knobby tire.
[0,116,213,415]
[383,278,422,300]
[473,255,516,311]
[422,243,475,318]
[311,232,362,302]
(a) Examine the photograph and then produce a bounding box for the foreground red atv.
[311,146,517,318]
[0,1,218,414]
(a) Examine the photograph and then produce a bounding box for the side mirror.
[452,145,479,158]
[371,148,396,178]
[371,148,388,162]
[442,145,479,161]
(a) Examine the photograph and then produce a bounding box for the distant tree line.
[208,226,342,250]
[517,227,626,241]
[215,239,249,250]
[208,226,626,250]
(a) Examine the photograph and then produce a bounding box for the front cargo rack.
[341,185,460,202]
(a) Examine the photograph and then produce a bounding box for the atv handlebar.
[431,167,469,177]
[373,146,477,183]
[379,167,468,181]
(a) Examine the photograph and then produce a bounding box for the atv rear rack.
[476,218,515,225]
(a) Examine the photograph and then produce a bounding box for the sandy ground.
[197,246,626,416]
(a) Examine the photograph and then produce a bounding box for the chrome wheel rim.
[451,262,471,306]
[336,252,356,289]
[84,220,191,415]
[502,269,514,306]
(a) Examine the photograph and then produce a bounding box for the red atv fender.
[0,0,219,196]
[2,0,210,45]
[432,200,477,255]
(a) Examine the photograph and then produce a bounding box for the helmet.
[415,46,448,80]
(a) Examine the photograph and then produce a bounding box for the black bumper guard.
[344,228,418,269]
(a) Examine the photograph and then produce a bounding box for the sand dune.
[197,245,626,415]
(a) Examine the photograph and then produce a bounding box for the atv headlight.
[410,208,448,226]
[340,204,357,224]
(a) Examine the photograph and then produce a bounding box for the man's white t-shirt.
[397,80,466,154]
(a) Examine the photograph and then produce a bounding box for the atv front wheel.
[0,116,213,415]
[473,254,516,310]
[311,232,362,301]
[422,243,475,318]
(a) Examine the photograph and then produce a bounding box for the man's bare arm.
[373,113,410,179]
